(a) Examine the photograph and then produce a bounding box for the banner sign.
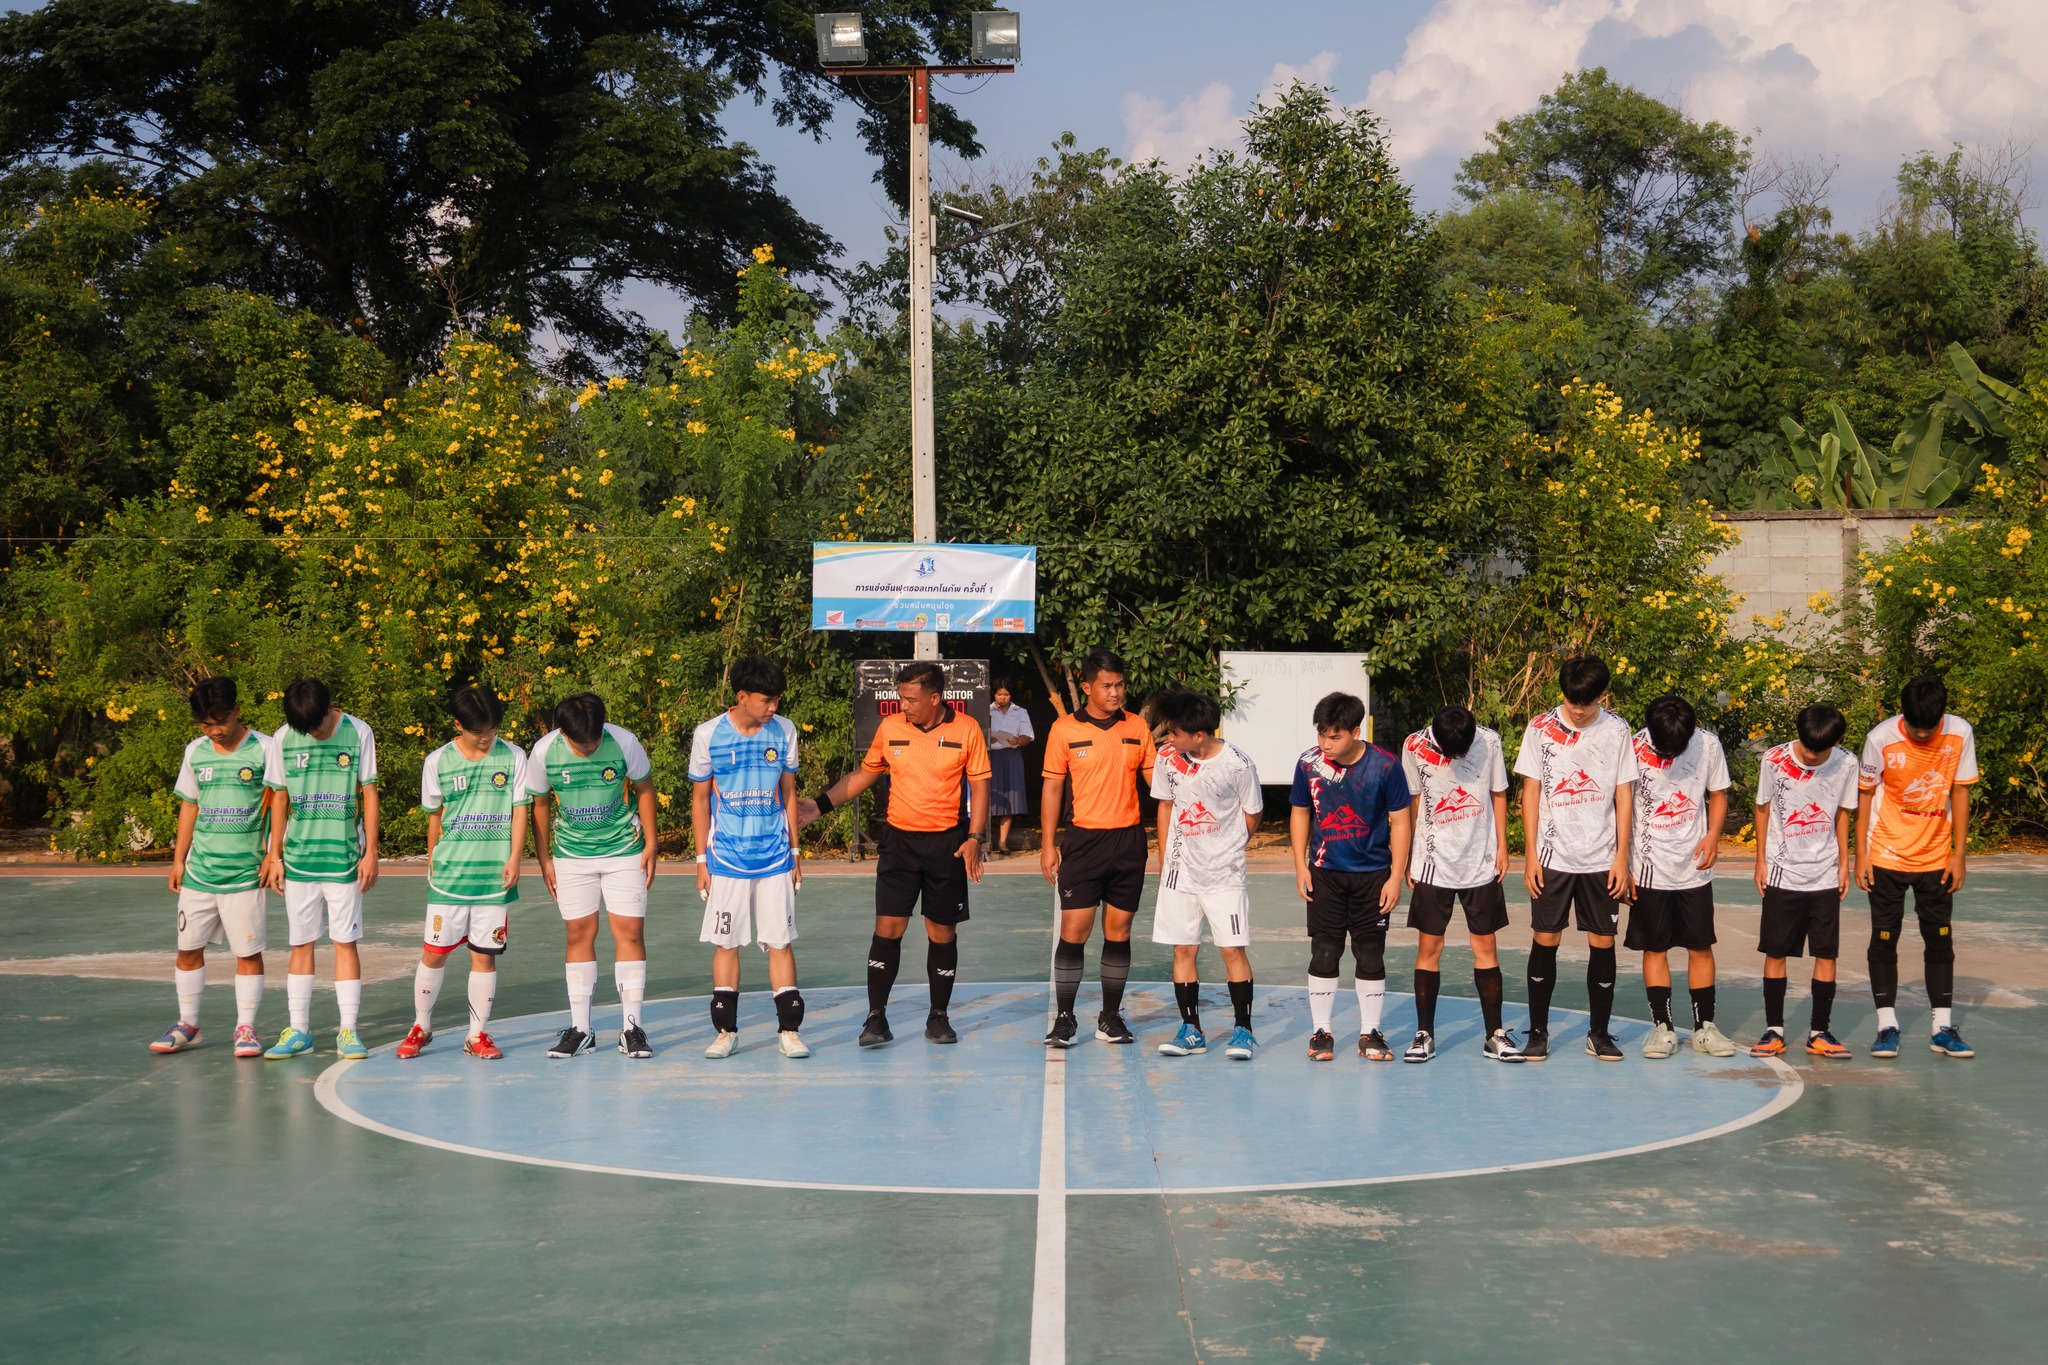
[811,543,1035,634]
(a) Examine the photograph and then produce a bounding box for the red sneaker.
[463,1032,503,1060]
[395,1024,432,1059]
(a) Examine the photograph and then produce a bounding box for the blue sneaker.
[1158,1023,1207,1056]
[1870,1026,1901,1058]
[1930,1026,1975,1058]
[335,1028,368,1060]
[1225,1026,1257,1060]
[263,1027,314,1060]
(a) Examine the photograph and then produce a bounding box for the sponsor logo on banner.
[916,556,936,578]
[936,614,952,629]
[994,617,1025,631]
[826,610,844,626]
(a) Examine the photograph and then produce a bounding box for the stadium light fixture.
[814,12,867,66]
[971,10,1021,64]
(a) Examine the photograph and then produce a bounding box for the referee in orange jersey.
[804,661,991,1048]
[1039,649,1157,1047]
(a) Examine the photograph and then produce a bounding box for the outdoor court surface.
[4,862,2047,1363]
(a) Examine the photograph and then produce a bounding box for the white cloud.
[1122,51,1342,174]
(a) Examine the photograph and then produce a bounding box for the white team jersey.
[1150,740,1263,894]
[1756,743,1860,892]
[1628,729,1731,890]
[1512,707,1634,874]
[1400,725,1508,890]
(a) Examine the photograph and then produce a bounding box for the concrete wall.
[1710,510,1944,632]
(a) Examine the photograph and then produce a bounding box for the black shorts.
[1057,825,1147,912]
[875,824,972,925]
[1529,868,1620,936]
[1307,868,1392,939]
[1867,867,1954,942]
[1406,880,1509,936]
[1624,884,1716,952]
[1759,886,1842,959]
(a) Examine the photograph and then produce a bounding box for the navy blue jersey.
[1288,743,1411,873]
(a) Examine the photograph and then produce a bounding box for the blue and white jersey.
[688,712,799,879]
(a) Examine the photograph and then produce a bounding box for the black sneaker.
[547,1027,594,1059]
[1585,1029,1624,1062]
[1094,1012,1135,1044]
[1307,1028,1336,1061]
[925,1013,958,1044]
[1358,1029,1394,1061]
[1521,1027,1550,1062]
[859,1011,893,1049]
[1044,1011,1079,1048]
[618,1025,653,1059]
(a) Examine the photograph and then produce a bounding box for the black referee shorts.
[1057,825,1148,912]
[875,824,972,925]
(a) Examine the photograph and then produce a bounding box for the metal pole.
[908,67,939,662]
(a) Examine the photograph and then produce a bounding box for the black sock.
[773,987,805,1033]
[1413,969,1441,1034]
[1868,944,1898,1009]
[1588,945,1617,1033]
[1174,980,1201,1029]
[1053,938,1085,1016]
[1526,943,1559,1032]
[927,937,959,1015]
[1809,979,1836,1034]
[1763,976,1787,1030]
[1646,985,1673,1028]
[867,934,902,1014]
[1925,950,1954,1010]
[1690,985,1716,1027]
[1474,966,1504,1034]
[1099,938,1132,1017]
[710,988,738,1034]
[1227,977,1254,1029]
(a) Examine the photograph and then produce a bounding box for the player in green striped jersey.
[259,679,380,1061]
[150,678,278,1058]
[397,684,530,1061]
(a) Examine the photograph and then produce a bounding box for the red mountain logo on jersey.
[1765,745,1812,782]
[1318,805,1372,840]
[1901,770,1950,805]
[1177,801,1219,835]
[1647,789,1698,827]
[1432,787,1480,823]
[1533,712,1580,745]
[1784,802,1832,837]
[1633,735,1672,769]
[1551,769,1605,805]
[1404,733,1448,767]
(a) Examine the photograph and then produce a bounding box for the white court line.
[1029,885,1067,1365]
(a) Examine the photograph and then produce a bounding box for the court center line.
[1029,885,1067,1365]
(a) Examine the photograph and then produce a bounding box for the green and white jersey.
[265,712,378,883]
[420,737,529,905]
[523,724,652,861]
[173,730,277,893]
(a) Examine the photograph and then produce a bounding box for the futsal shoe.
[264,1028,313,1060]
[335,1028,368,1061]
[1358,1030,1393,1061]
[777,1031,811,1059]
[548,1027,595,1059]
[859,1011,893,1049]
[1094,1012,1135,1045]
[1641,1023,1679,1059]
[1870,1026,1901,1058]
[395,1024,432,1059]
[1750,1030,1789,1057]
[1225,1026,1258,1060]
[1403,1030,1436,1063]
[925,1013,958,1045]
[232,1024,264,1059]
[1043,1011,1079,1048]
[1159,1023,1207,1056]
[1691,1021,1737,1057]
[620,1025,654,1059]
[1306,1028,1336,1061]
[1585,1030,1624,1062]
[1520,1027,1550,1062]
[703,1030,739,1059]
[1483,1029,1527,1063]
[463,1032,503,1060]
[1930,1026,1975,1058]
[149,1022,199,1054]
[1805,1031,1851,1059]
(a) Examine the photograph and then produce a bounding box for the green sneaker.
[1691,1021,1737,1057]
[263,1027,314,1060]
[1641,1023,1679,1059]
[335,1028,368,1060]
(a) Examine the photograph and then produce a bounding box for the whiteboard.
[1219,652,1374,785]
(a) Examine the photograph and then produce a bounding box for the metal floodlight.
[941,203,985,224]
[814,12,868,66]
[971,9,1020,63]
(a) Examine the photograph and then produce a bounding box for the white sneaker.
[1642,1023,1679,1059]
[1691,1020,1737,1057]
[777,1031,810,1058]
[703,1030,738,1059]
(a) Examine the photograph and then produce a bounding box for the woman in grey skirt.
[987,682,1034,854]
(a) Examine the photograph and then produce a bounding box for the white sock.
[414,963,445,1031]
[467,971,497,1040]
[1355,977,1386,1034]
[175,967,206,1028]
[1876,1006,1900,1031]
[566,960,598,1032]
[616,960,648,1030]
[287,973,315,1033]
[234,972,264,1027]
[1308,974,1339,1032]
[335,978,363,1031]
[1932,1006,1953,1031]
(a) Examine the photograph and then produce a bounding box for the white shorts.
[1152,884,1251,948]
[285,879,363,945]
[700,873,797,949]
[176,888,267,956]
[425,902,511,956]
[555,854,648,920]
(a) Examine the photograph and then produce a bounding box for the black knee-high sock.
[1413,969,1441,1033]
[867,934,902,1013]
[1868,939,1899,1009]
[1763,976,1788,1030]
[1924,949,1954,1010]
[1690,985,1716,1027]
[1227,978,1254,1029]
[710,988,738,1034]
[1646,984,1673,1027]
[1174,980,1201,1029]
[773,986,805,1033]
[927,937,959,1015]
[1053,938,1085,1016]
[1588,945,1617,1032]
[1474,966,1504,1034]
[1809,979,1836,1033]
[1527,943,1559,1032]
[1099,938,1132,1017]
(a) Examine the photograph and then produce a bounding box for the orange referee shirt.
[862,706,993,833]
[1043,710,1157,829]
